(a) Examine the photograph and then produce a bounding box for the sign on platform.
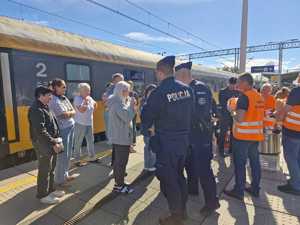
[251,65,275,73]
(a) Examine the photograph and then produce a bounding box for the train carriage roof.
[0,16,235,79]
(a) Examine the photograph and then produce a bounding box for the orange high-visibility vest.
[263,95,275,111]
[227,97,238,112]
[233,89,265,141]
[263,95,276,129]
[283,105,300,132]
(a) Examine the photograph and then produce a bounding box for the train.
[0,16,235,168]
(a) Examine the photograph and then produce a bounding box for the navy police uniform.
[141,56,194,220]
[175,62,219,211]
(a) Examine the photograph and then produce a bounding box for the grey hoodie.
[107,95,135,146]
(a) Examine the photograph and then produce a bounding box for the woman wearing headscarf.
[107,81,136,193]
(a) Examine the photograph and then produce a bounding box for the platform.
[0,136,299,225]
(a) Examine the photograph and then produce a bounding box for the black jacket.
[218,87,240,119]
[28,100,60,155]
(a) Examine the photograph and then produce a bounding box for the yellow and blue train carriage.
[0,16,234,168]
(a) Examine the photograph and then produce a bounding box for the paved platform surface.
[0,136,300,225]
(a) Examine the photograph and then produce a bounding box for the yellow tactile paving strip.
[0,175,37,194]
[0,149,112,199]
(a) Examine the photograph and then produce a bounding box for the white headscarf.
[113,81,130,103]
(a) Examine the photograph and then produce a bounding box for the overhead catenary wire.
[6,0,172,53]
[123,0,222,50]
[122,0,235,66]
[84,0,207,51]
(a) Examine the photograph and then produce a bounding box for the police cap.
[175,61,192,72]
[157,55,176,69]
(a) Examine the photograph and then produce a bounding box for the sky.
[1,0,300,72]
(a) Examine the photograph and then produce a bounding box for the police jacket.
[28,100,60,155]
[141,76,194,136]
[190,80,213,130]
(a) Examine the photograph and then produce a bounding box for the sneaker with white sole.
[40,195,60,204]
[113,185,134,194]
[66,173,80,181]
[88,156,100,163]
[147,167,156,172]
[50,190,65,198]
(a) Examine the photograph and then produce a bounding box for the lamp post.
[239,0,248,73]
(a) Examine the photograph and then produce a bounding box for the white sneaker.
[66,173,80,181]
[87,156,99,162]
[50,190,65,198]
[40,195,60,204]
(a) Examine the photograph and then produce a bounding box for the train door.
[0,52,9,159]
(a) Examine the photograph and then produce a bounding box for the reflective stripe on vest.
[238,121,263,126]
[236,128,263,134]
[283,106,300,132]
[286,117,300,125]
[288,111,300,119]
[233,89,264,141]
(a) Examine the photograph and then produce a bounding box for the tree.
[221,66,239,73]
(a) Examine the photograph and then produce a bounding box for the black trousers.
[112,144,130,186]
[218,116,233,154]
[155,137,189,216]
[185,147,218,207]
[33,142,56,199]
[132,115,137,144]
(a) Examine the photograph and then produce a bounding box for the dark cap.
[175,62,192,72]
[157,56,176,69]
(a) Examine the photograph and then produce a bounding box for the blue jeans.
[282,135,300,191]
[55,124,74,184]
[73,123,95,161]
[232,138,261,196]
[104,110,112,145]
[143,136,156,169]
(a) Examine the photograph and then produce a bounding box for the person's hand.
[130,97,136,107]
[83,99,87,105]
[80,104,88,110]
[53,143,62,153]
[212,117,218,123]
[148,127,155,136]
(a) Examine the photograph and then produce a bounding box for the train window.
[66,64,90,81]
[66,82,81,99]
[123,69,145,95]
[66,64,91,99]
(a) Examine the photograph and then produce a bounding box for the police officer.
[218,77,240,157]
[175,62,220,215]
[141,56,194,225]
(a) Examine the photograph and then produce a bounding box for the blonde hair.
[78,83,91,91]
[261,83,272,91]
